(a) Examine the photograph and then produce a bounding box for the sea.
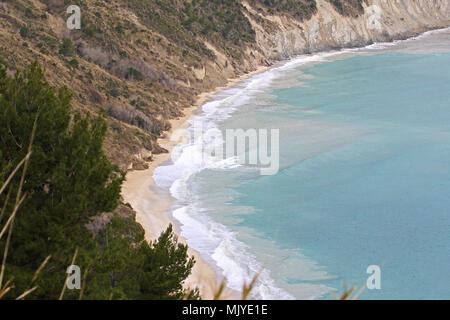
[154,28,450,299]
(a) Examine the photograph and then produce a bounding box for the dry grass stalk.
[0,151,31,231]
[0,286,12,299]
[0,112,39,294]
[0,187,12,224]
[78,265,90,300]
[0,191,27,288]
[241,273,259,300]
[31,255,52,285]
[0,211,16,288]
[16,286,38,300]
[209,272,259,300]
[58,247,79,300]
[0,277,14,298]
[0,152,31,196]
[0,193,26,241]
[1,278,13,290]
[213,280,226,300]
[331,284,366,300]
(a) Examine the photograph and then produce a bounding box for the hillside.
[0,0,449,300]
[1,0,448,171]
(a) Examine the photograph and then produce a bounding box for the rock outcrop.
[1,0,448,170]
[244,0,450,60]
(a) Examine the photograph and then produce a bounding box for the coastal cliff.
[1,0,449,300]
[0,1,448,170]
[245,0,450,59]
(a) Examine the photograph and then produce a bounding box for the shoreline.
[121,64,269,300]
[121,26,450,300]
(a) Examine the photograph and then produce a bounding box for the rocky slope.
[246,0,450,59]
[0,0,448,170]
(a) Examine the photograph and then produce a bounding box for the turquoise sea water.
[155,30,450,299]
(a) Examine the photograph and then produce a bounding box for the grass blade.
[0,152,31,196]
[58,247,78,300]
[16,286,37,300]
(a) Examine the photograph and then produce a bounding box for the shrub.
[0,62,196,300]
[106,103,165,136]
[68,58,79,68]
[59,38,75,56]
[0,62,123,298]
[89,88,104,104]
[19,26,29,38]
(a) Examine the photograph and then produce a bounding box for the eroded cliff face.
[200,0,450,111]
[1,1,448,171]
[241,0,450,60]
[157,0,450,170]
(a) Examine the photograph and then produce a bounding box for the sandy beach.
[121,65,269,299]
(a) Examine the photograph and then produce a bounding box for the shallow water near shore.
[154,28,450,299]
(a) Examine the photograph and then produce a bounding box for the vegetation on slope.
[248,0,318,21]
[0,0,372,300]
[326,0,365,17]
[124,0,257,59]
[0,0,368,171]
[0,62,197,299]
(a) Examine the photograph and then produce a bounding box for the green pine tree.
[0,62,198,300]
[138,224,196,299]
[0,61,123,297]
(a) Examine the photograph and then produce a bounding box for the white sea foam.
[153,55,324,299]
[152,27,450,300]
[356,26,450,52]
[172,205,296,299]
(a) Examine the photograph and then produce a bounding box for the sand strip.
[121,65,268,300]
